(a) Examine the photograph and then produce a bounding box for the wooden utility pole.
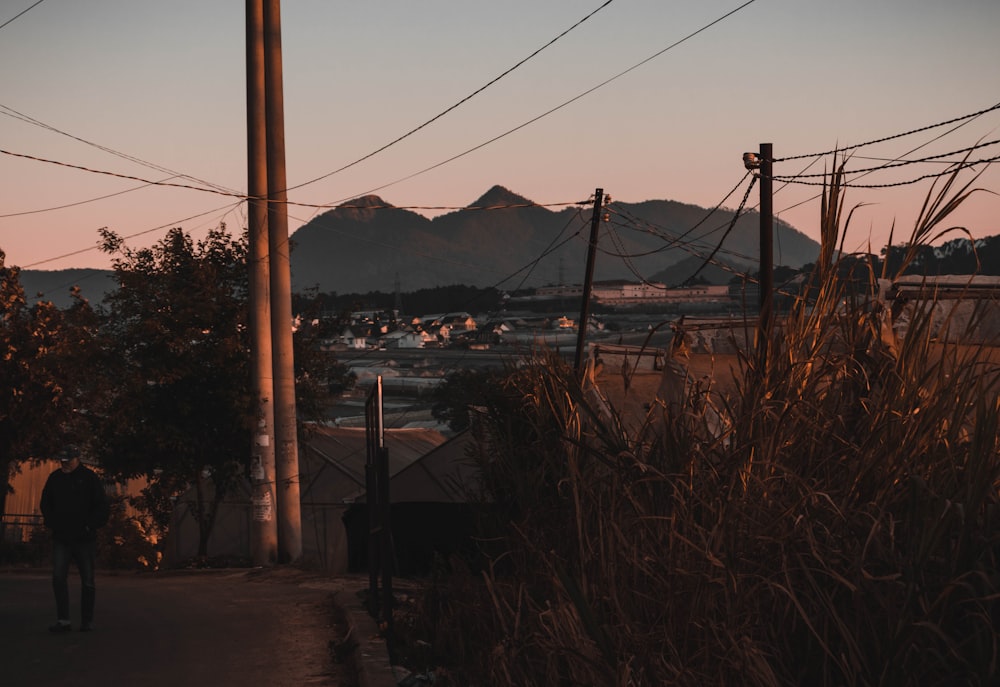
[264,0,302,563]
[246,0,277,565]
[574,188,604,374]
[758,143,774,364]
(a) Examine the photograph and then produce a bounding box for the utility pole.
[264,0,302,563]
[246,0,277,565]
[758,143,774,364]
[574,188,604,374]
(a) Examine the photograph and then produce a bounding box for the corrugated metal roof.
[300,424,449,504]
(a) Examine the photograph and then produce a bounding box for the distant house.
[340,326,368,350]
[890,274,1000,345]
[439,313,477,332]
[381,329,424,349]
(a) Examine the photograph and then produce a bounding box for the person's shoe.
[79,623,93,632]
[49,622,72,633]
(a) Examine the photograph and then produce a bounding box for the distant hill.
[289,185,821,294]
[17,268,117,310]
[28,192,1000,309]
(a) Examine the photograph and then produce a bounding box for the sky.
[1,0,998,275]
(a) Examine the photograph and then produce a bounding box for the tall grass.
[416,163,1000,686]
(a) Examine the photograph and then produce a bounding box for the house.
[381,329,424,349]
[339,325,368,350]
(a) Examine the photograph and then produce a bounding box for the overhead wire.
[287,0,617,195]
[773,154,1000,188]
[21,202,244,269]
[319,0,759,207]
[0,104,238,196]
[5,1,758,270]
[0,145,590,214]
[774,101,1000,162]
[773,102,1000,216]
[0,0,46,32]
[771,140,1000,179]
[0,176,183,218]
[321,205,593,430]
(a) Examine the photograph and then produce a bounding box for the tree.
[1,250,99,492]
[431,367,508,432]
[91,227,252,557]
[90,226,355,558]
[290,293,356,422]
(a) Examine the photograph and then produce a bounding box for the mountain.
[17,268,117,310]
[15,225,1000,311]
[289,185,821,294]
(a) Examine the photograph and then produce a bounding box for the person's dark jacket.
[40,464,110,545]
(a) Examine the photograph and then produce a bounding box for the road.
[0,568,352,687]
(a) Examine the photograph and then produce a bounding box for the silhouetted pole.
[758,143,774,364]
[264,0,302,563]
[574,188,604,374]
[246,0,278,566]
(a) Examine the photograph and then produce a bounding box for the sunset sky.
[1,0,998,275]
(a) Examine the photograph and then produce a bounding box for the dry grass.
[412,161,1000,686]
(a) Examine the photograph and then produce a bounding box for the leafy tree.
[431,367,508,432]
[1,250,100,492]
[291,291,356,422]
[89,226,355,558]
[91,226,252,557]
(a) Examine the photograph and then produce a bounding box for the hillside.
[289,185,821,294]
[26,192,1000,309]
[17,268,118,310]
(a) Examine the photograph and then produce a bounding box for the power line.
[0,104,237,195]
[319,0,759,207]
[773,154,999,188]
[774,101,1000,162]
[0,0,46,32]
[0,176,182,218]
[774,104,1000,216]
[0,145,587,213]
[772,140,1000,179]
[286,0,618,195]
[21,202,244,269]
[673,174,757,286]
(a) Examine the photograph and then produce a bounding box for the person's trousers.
[52,539,97,625]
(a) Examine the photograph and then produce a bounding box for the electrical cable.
[601,171,752,258]
[0,146,587,215]
[675,174,757,286]
[772,140,1000,179]
[601,210,758,266]
[774,101,1000,162]
[0,0,45,32]
[0,176,183,218]
[318,0,759,207]
[21,202,244,269]
[774,103,1000,216]
[774,154,999,188]
[0,104,238,196]
[286,0,618,195]
[324,206,594,431]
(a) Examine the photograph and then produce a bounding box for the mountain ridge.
[289,186,821,294]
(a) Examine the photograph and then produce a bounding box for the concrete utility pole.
[264,0,302,563]
[574,188,604,374]
[758,143,774,364]
[246,0,278,565]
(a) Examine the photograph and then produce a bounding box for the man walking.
[40,446,110,632]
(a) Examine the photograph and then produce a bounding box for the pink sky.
[1,0,998,279]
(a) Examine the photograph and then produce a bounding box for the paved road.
[0,568,351,687]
